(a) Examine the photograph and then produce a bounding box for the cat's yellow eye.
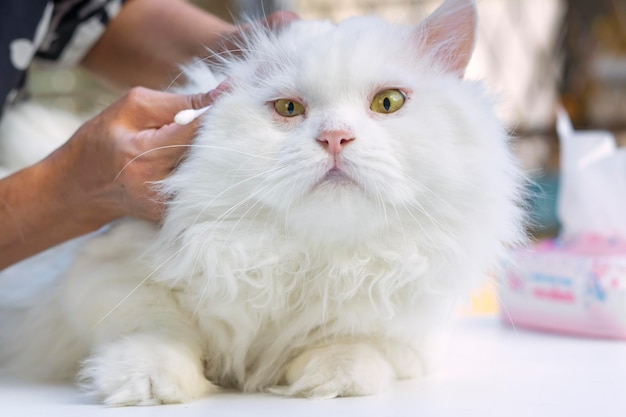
[274,99,305,117]
[370,89,406,114]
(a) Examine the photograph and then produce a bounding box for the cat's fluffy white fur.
[0,0,525,405]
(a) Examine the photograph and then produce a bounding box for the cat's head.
[164,0,522,251]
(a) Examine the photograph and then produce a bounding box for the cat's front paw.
[78,334,215,406]
[272,343,394,399]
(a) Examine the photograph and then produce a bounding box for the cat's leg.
[272,343,395,399]
[62,222,215,406]
[73,284,215,406]
[79,321,215,406]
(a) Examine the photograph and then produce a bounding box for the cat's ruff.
[0,0,525,406]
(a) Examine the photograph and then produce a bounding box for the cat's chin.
[286,185,384,246]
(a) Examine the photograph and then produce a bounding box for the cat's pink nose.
[316,130,355,156]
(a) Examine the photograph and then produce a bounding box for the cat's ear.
[414,0,477,77]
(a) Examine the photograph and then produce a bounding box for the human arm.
[80,0,297,89]
[0,1,296,270]
[0,86,224,270]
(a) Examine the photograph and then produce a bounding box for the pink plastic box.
[500,234,626,339]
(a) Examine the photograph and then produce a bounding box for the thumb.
[184,77,232,110]
[145,78,232,149]
[171,78,232,126]
[132,79,232,127]
[262,11,300,30]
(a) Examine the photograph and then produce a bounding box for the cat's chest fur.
[152,219,437,388]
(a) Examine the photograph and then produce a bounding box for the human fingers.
[173,78,233,125]
[143,78,232,151]
[187,77,232,109]
[113,86,210,128]
[261,11,300,30]
[115,80,229,131]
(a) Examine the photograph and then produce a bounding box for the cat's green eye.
[274,99,305,117]
[370,89,406,114]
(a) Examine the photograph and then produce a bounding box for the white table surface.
[2,316,625,417]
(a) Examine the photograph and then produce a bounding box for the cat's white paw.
[383,342,428,380]
[78,334,215,406]
[272,343,394,399]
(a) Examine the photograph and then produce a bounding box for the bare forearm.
[81,0,236,89]
[0,151,114,270]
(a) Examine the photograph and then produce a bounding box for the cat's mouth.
[314,167,359,189]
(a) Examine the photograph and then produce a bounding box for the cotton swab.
[174,105,212,125]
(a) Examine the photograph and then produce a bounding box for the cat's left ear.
[414,0,477,77]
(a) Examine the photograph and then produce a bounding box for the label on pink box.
[500,237,626,339]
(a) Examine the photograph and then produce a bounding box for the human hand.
[50,82,229,225]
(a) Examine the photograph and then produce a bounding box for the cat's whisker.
[89,248,182,331]
[203,173,288,249]
[280,170,308,235]
[397,193,472,266]
[404,176,460,215]
[390,180,453,236]
[390,198,411,255]
[112,145,276,184]
[357,164,448,252]
[239,171,293,245]
[96,165,290,316]
[199,48,284,66]
[364,177,414,255]
[404,196,450,236]
[183,163,290,232]
[180,168,289,247]
[491,279,519,335]
[394,180,474,262]
[185,164,288,229]
[182,144,276,160]
[370,180,390,231]
[362,179,390,240]
[166,56,212,92]
[165,41,285,92]
[191,180,289,316]
[396,198,445,257]
[91,242,206,330]
[200,45,284,65]
[162,165,291,290]
[186,183,272,288]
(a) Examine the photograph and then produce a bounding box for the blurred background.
[27,0,626,313]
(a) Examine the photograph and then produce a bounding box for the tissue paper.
[500,110,626,339]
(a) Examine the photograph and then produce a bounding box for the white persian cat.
[0,0,525,406]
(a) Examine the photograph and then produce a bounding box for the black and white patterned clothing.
[0,0,124,117]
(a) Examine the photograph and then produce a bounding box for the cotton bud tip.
[174,106,211,125]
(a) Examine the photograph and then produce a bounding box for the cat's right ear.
[414,0,477,77]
